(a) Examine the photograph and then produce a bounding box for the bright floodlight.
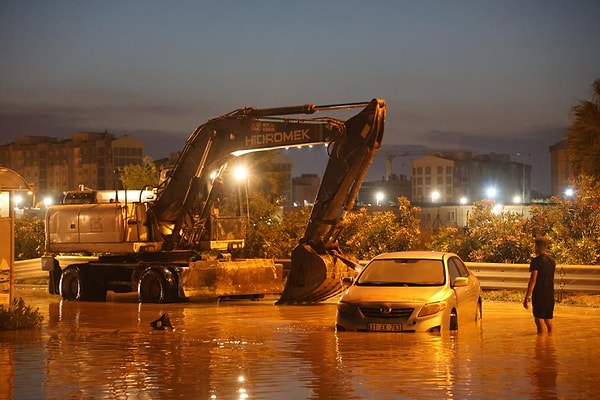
[564,187,574,198]
[375,192,384,205]
[233,166,248,180]
[459,196,468,205]
[431,190,440,203]
[43,197,53,207]
[486,187,497,199]
[513,195,522,204]
[14,194,23,206]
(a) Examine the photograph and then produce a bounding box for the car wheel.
[449,309,458,331]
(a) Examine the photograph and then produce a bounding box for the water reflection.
[529,335,557,399]
[2,290,600,399]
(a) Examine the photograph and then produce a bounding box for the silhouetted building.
[549,140,574,197]
[358,175,411,206]
[292,173,320,206]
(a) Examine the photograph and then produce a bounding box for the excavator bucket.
[276,98,386,305]
[276,244,357,305]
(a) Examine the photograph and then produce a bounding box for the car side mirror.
[341,276,354,286]
[453,276,468,287]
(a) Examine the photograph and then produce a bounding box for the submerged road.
[2,287,600,399]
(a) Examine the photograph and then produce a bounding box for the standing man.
[523,237,556,334]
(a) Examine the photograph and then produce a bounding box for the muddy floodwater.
[2,288,600,399]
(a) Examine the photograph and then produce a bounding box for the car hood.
[340,285,449,304]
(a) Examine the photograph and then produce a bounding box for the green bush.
[15,215,45,260]
[0,297,43,330]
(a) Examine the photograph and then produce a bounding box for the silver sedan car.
[336,251,482,332]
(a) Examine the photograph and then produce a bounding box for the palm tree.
[566,79,600,180]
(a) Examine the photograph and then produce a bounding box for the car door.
[448,256,478,323]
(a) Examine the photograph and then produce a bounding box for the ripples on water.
[1,289,600,399]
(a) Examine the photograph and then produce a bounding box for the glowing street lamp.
[233,166,248,181]
[431,190,440,203]
[375,192,384,206]
[564,187,574,198]
[513,195,522,204]
[459,196,468,205]
[13,194,23,208]
[233,166,250,221]
[486,186,497,200]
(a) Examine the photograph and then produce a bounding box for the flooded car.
[336,251,482,332]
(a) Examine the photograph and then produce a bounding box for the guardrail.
[15,258,600,294]
[466,262,600,294]
[14,256,97,280]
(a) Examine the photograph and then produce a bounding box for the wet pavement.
[2,287,600,399]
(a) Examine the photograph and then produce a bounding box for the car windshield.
[356,258,445,286]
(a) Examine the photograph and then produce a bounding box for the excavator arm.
[149,98,386,303]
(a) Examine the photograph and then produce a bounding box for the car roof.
[370,251,457,261]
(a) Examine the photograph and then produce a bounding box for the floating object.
[150,313,174,330]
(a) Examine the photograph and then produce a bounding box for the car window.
[357,259,445,286]
[449,257,470,277]
[448,262,461,286]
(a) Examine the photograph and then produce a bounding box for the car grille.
[360,306,414,319]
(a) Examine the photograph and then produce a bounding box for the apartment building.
[0,132,143,203]
[411,151,531,204]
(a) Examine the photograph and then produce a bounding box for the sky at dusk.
[1,1,599,195]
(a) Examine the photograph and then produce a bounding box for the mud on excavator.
[41,98,386,304]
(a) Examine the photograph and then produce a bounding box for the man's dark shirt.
[530,253,556,299]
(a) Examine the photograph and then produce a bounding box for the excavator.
[41,98,386,304]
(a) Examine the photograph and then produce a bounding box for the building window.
[425,166,431,174]
[437,166,443,174]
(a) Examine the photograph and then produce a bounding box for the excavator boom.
[150,98,385,304]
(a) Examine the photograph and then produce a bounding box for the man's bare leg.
[535,318,545,333]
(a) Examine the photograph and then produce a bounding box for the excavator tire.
[59,265,107,302]
[276,244,355,305]
[138,266,177,304]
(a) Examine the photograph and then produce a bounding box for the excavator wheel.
[138,267,177,304]
[59,265,107,302]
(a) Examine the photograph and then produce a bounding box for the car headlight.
[418,302,447,317]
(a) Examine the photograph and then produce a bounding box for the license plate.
[368,323,403,332]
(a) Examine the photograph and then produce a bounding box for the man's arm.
[523,270,538,309]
